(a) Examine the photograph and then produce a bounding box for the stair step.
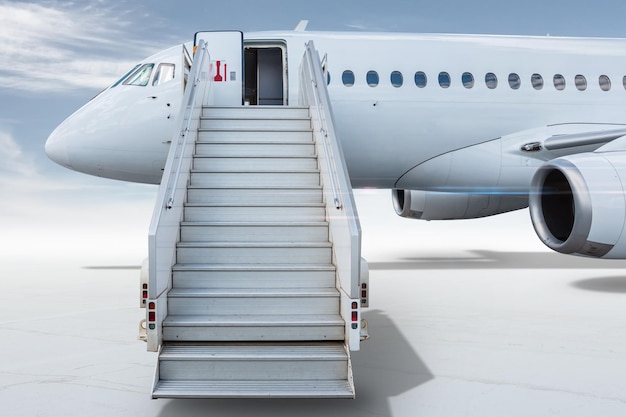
[168,288,340,298]
[202,106,310,119]
[172,264,336,289]
[167,288,339,315]
[180,222,329,242]
[195,142,315,157]
[176,242,332,264]
[186,186,323,204]
[183,204,326,222]
[160,342,347,360]
[153,379,354,399]
[158,343,348,381]
[162,314,345,341]
[193,156,318,171]
[197,130,313,143]
[200,118,311,131]
[190,171,320,187]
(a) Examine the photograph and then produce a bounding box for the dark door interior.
[244,47,284,105]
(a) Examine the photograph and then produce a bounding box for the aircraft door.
[194,31,243,105]
[244,45,287,105]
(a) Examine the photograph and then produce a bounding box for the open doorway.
[244,44,287,105]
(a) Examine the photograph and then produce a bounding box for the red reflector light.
[361,290,367,298]
[351,302,358,309]
[361,283,367,289]
[143,291,148,299]
[352,311,358,322]
[148,312,156,322]
[143,283,148,289]
[148,302,155,309]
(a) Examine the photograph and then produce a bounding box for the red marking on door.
[214,60,223,82]
[224,63,228,82]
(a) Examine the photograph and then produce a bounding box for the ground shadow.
[571,276,626,293]
[82,265,141,270]
[156,309,432,417]
[369,250,626,271]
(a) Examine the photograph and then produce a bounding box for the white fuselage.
[46,31,626,191]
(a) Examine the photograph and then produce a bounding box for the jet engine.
[392,189,528,220]
[529,151,626,258]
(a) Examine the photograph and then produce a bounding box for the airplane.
[45,26,626,261]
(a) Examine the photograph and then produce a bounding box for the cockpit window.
[111,64,140,88]
[123,63,155,86]
[152,63,175,86]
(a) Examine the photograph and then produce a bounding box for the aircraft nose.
[45,127,71,168]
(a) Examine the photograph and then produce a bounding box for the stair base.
[153,379,354,399]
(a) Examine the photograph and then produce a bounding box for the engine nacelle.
[529,151,626,258]
[392,189,528,220]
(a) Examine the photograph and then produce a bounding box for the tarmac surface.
[3,190,626,416]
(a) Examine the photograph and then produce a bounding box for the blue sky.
[3,0,626,262]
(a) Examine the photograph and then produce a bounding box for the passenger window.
[367,71,379,87]
[124,64,155,86]
[342,70,355,87]
[531,73,543,90]
[414,71,427,88]
[623,75,626,89]
[485,72,498,89]
[553,74,566,90]
[390,71,403,87]
[152,63,175,86]
[575,75,587,91]
[462,72,474,88]
[438,72,451,88]
[599,75,611,91]
[327,72,331,85]
[508,73,521,90]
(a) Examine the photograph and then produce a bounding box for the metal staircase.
[151,106,353,398]
[145,40,364,399]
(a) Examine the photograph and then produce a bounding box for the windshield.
[123,64,155,86]
[110,64,141,88]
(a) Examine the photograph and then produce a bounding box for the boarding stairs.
[157,106,351,398]
[146,40,364,399]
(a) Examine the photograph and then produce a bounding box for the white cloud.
[0,1,165,93]
[0,129,82,187]
[0,130,37,177]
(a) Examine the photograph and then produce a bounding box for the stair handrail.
[146,40,212,351]
[300,41,362,351]
[167,41,211,209]
[304,51,341,209]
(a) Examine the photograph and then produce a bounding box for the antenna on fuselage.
[294,20,309,31]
